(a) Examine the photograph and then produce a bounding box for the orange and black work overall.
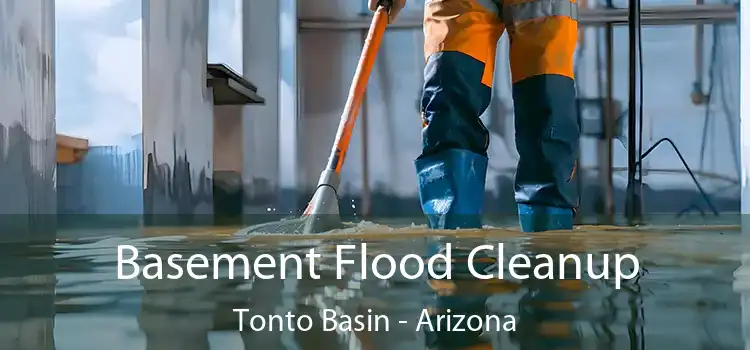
[414,0,580,232]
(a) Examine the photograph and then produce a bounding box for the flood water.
[2,223,747,350]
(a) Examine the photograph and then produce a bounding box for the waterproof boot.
[415,149,488,230]
[517,204,574,232]
[416,148,488,261]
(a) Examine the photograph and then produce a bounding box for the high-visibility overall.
[414,0,580,232]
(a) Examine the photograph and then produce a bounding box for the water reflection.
[733,234,750,350]
[1,227,742,349]
[0,243,56,350]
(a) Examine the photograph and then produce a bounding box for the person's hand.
[368,0,407,23]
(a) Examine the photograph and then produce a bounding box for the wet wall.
[0,0,56,241]
[241,0,282,215]
[142,0,214,224]
[57,142,143,215]
[213,105,244,222]
[208,0,245,223]
[741,0,749,215]
[296,1,741,219]
[740,4,748,346]
[0,3,56,347]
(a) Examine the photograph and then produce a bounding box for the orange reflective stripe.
[568,159,577,182]
[508,15,578,82]
[424,0,504,87]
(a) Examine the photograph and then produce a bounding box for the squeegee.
[301,1,392,233]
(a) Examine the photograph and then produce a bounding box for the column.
[208,0,245,223]
[0,0,56,242]
[243,1,301,218]
[242,1,281,217]
[738,1,749,348]
[142,0,214,224]
[741,0,749,216]
[278,0,300,212]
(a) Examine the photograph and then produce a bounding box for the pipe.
[693,0,705,104]
[626,0,642,225]
[299,5,737,31]
[599,0,615,225]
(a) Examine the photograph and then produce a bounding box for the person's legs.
[507,1,580,232]
[417,0,505,230]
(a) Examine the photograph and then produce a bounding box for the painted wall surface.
[296,5,741,218]
[142,0,214,221]
[0,1,56,346]
[741,0,749,216]
[57,141,143,215]
[739,2,748,347]
[0,0,56,239]
[242,0,282,214]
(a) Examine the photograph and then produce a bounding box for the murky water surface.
[2,223,747,350]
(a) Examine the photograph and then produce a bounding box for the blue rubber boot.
[415,149,488,230]
[518,204,574,232]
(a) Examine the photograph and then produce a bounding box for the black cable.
[638,138,720,216]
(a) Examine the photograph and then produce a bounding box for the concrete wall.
[57,142,143,215]
[0,1,56,346]
[739,3,748,348]
[0,0,57,240]
[741,0,749,216]
[241,0,282,214]
[142,0,214,222]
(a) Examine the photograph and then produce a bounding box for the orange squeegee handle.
[324,3,391,174]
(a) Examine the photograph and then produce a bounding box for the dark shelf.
[207,63,265,105]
